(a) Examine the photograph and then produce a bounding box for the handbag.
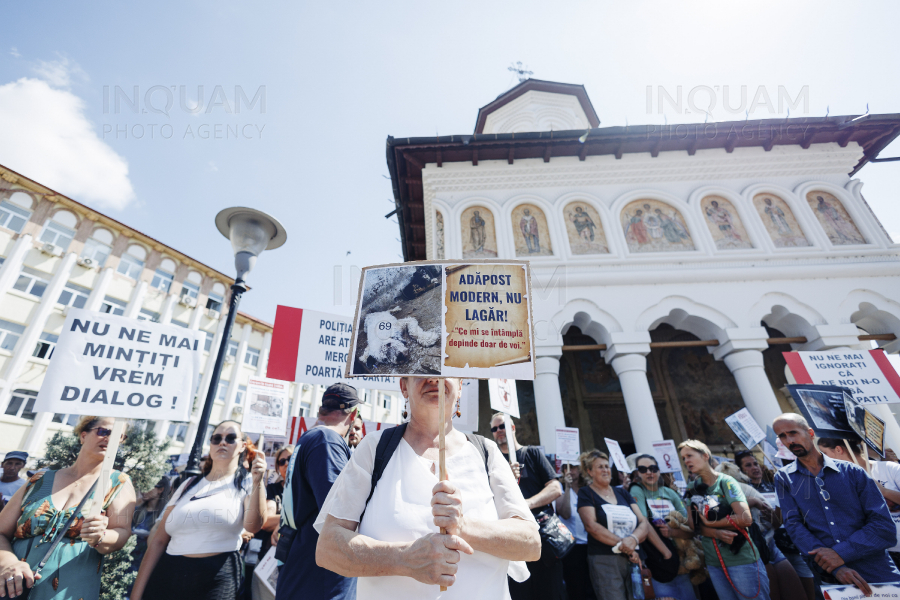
[642,500,681,583]
[534,509,575,559]
[19,478,99,600]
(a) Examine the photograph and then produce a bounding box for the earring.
[402,398,408,420]
[455,397,461,418]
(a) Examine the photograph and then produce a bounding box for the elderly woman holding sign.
[316,377,541,599]
[0,416,136,600]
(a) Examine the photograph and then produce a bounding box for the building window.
[204,331,214,352]
[117,253,144,279]
[81,238,112,267]
[5,389,38,420]
[236,385,247,405]
[0,201,31,233]
[13,267,50,298]
[227,340,239,358]
[151,268,174,293]
[32,332,59,360]
[207,293,224,312]
[382,394,392,411]
[0,319,25,352]
[58,282,90,309]
[181,281,200,299]
[171,320,189,329]
[138,309,160,323]
[167,422,188,443]
[51,413,79,426]
[40,221,76,251]
[244,347,260,368]
[100,296,127,316]
[216,380,229,402]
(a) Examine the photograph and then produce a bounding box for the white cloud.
[9,47,20,58]
[0,77,135,210]
[32,55,87,89]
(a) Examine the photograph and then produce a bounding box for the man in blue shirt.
[277,383,360,600]
[773,412,899,596]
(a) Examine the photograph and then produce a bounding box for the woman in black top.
[577,449,651,600]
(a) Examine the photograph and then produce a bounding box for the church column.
[0,234,33,298]
[605,333,663,453]
[715,328,784,431]
[533,348,567,454]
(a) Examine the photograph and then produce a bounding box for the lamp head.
[215,207,287,280]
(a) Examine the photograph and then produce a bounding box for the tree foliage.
[37,421,172,600]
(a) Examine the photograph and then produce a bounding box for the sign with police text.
[784,349,900,404]
[35,309,202,420]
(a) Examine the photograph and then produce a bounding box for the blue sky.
[1,0,899,323]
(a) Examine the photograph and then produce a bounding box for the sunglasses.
[490,423,506,433]
[815,476,830,501]
[210,433,239,446]
[277,457,291,466]
[636,465,660,474]
[87,427,113,437]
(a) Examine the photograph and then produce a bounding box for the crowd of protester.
[0,379,899,600]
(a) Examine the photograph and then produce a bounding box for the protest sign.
[242,377,290,436]
[604,438,630,473]
[254,547,279,596]
[488,378,520,418]
[775,436,798,460]
[787,385,862,441]
[35,308,202,421]
[822,584,900,600]
[725,408,766,450]
[267,306,399,391]
[260,436,288,469]
[285,416,397,445]
[344,260,534,380]
[785,349,900,404]
[844,392,886,457]
[555,427,580,462]
[762,440,782,468]
[651,440,681,473]
[455,379,480,433]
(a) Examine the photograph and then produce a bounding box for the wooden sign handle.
[504,413,516,466]
[87,420,126,519]
[438,381,448,592]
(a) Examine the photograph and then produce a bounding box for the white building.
[387,79,900,456]
[0,165,401,458]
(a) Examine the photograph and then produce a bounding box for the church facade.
[387,79,900,456]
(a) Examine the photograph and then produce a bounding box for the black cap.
[321,383,361,410]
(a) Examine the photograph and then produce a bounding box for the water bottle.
[631,563,645,600]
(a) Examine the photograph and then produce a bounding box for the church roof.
[474,79,601,134]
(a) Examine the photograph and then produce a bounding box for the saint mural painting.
[621,199,695,253]
[700,195,753,250]
[461,205,498,258]
[752,193,810,247]
[806,190,866,245]
[434,210,445,259]
[564,202,609,254]
[511,203,553,257]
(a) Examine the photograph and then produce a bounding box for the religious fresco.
[621,199,695,253]
[700,195,753,250]
[806,191,866,245]
[563,202,609,255]
[461,205,498,258]
[511,203,553,257]
[434,210,445,259]
[752,193,810,248]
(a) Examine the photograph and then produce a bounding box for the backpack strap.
[360,423,408,523]
[464,432,491,487]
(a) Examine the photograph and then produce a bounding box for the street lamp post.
[183,207,287,479]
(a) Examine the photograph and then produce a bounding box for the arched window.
[207,282,226,312]
[181,270,202,299]
[0,192,33,233]
[151,257,177,292]
[5,389,38,420]
[117,244,147,279]
[82,227,115,266]
[39,210,77,251]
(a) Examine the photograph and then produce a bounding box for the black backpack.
[360,423,491,522]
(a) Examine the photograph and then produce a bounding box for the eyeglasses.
[490,423,506,433]
[277,457,290,466]
[210,433,239,446]
[815,476,830,501]
[87,427,113,437]
[636,465,660,474]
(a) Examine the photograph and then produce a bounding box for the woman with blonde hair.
[0,415,136,599]
[131,420,268,600]
[679,439,770,600]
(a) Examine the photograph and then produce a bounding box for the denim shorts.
[707,559,771,600]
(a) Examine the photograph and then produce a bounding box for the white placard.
[785,350,900,404]
[671,470,687,493]
[601,504,637,539]
[651,440,681,473]
[242,377,290,436]
[35,309,202,420]
[455,379,480,433]
[821,584,900,600]
[254,547,279,596]
[555,427,580,462]
[604,438,631,473]
[761,492,779,508]
[725,408,766,449]
[488,378,520,418]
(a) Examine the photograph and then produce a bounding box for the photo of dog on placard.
[250,393,284,419]
[351,264,443,376]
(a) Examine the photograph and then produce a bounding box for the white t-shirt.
[163,475,252,555]
[870,461,900,552]
[314,429,535,600]
[0,478,25,501]
[555,488,588,545]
